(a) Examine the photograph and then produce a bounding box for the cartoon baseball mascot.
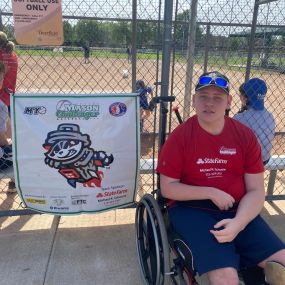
[43,124,114,188]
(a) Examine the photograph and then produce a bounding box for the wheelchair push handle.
[148,96,175,112]
[172,106,183,125]
[150,96,175,104]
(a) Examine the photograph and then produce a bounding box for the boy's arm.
[210,172,265,243]
[234,172,265,228]
[160,174,235,210]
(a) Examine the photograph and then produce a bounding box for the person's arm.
[160,174,235,210]
[234,172,265,227]
[210,172,265,243]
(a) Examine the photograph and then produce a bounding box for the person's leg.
[235,215,285,284]
[258,249,285,268]
[169,205,240,284]
[258,249,285,285]
[207,267,239,285]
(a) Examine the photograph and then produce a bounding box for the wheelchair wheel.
[135,194,171,285]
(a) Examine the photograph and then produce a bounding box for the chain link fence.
[0,0,284,215]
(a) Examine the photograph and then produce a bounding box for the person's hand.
[208,188,235,210]
[210,218,244,243]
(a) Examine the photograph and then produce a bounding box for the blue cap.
[243,78,267,110]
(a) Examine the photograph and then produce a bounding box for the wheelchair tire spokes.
[135,194,171,285]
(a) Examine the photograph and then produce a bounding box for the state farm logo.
[197,158,205,164]
[196,158,228,164]
[220,146,236,155]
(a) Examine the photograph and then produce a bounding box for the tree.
[175,10,203,50]
[74,20,105,47]
[137,21,158,48]
[110,21,131,47]
[3,24,15,43]
[63,21,74,45]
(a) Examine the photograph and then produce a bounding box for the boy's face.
[193,85,232,125]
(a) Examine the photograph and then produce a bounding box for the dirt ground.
[16,55,285,154]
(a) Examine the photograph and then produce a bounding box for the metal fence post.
[0,9,3,31]
[203,24,211,73]
[183,0,198,121]
[131,0,137,92]
[158,0,174,150]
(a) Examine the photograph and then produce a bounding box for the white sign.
[11,0,64,45]
[11,94,140,214]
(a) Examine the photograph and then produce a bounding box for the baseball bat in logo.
[43,123,114,188]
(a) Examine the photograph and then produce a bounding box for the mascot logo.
[43,124,114,188]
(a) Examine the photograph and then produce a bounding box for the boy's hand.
[208,188,235,210]
[210,218,244,243]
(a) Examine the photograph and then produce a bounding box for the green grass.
[15,48,162,60]
[14,47,285,71]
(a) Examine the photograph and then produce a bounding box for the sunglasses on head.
[198,75,229,89]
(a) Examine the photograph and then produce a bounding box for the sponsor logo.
[96,187,128,198]
[25,194,46,198]
[53,199,64,206]
[56,100,100,120]
[26,198,47,204]
[96,189,128,198]
[196,158,228,164]
[24,106,47,115]
[71,195,88,198]
[219,146,236,155]
[197,158,205,164]
[109,102,127,117]
[50,206,69,210]
[71,199,87,205]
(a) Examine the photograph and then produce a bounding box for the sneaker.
[265,261,285,285]
[6,181,17,194]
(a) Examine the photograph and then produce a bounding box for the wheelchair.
[135,96,271,285]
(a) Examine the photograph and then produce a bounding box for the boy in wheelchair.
[156,71,285,285]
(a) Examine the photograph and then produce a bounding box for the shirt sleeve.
[156,128,184,179]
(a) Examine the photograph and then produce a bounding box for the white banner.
[11,94,140,214]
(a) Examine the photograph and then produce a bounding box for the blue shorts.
[169,201,285,275]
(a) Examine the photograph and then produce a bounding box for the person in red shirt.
[157,71,285,285]
[0,31,18,109]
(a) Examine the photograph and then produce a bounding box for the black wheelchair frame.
[135,97,267,285]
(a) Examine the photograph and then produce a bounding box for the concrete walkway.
[0,202,284,285]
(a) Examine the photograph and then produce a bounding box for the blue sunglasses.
[198,76,229,88]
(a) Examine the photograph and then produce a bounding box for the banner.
[11,0,64,45]
[11,94,140,214]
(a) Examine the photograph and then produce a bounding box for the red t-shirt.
[0,49,18,106]
[156,115,264,202]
